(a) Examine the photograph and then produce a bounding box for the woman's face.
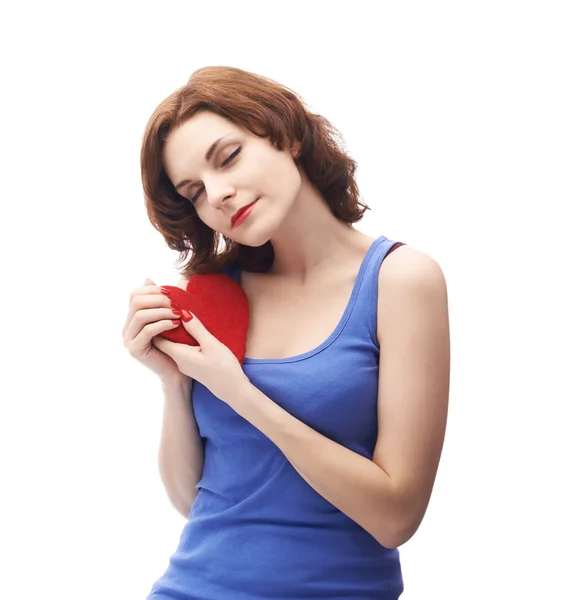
[162,111,302,247]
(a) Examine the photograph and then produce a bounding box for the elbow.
[179,505,192,520]
[380,484,429,548]
[169,497,192,520]
[178,489,200,520]
[370,508,423,550]
[177,492,199,520]
[376,522,419,550]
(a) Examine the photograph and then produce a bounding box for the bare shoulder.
[379,244,446,287]
[377,244,448,343]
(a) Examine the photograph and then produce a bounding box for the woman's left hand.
[152,310,250,403]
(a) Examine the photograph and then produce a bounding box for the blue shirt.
[147,235,404,599]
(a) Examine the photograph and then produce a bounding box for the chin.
[234,232,272,248]
[229,221,276,249]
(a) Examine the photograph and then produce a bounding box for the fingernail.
[181,310,193,323]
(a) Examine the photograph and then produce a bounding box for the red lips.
[231,199,258,227]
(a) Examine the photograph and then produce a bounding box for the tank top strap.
[344,235,406,350]
[219,236,406,352]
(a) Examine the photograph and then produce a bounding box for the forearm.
[158,377,204,517]
[226,382,405,548]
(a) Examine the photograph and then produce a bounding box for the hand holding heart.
[151,274,251,403]
[153,308,250,402]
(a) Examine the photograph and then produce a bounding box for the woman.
[122,66,450,599]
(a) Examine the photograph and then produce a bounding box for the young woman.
[122,66,450,600]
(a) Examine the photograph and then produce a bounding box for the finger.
[122,304,178,341]
[151,334,177,358]
[128,280,161,306]
[123,286,174,338]
[152,333,202,359]
[126,319,180,357]
[180,310,215,348]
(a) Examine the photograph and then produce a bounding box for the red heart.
[158,273,250,364]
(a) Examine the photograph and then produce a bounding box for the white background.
[1,1,561,598]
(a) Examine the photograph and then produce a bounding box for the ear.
[290,140,301,159]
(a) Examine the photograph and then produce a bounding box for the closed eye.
[222,144,242,166]
[190,145,242,204]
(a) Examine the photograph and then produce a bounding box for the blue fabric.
[147,235,404,599]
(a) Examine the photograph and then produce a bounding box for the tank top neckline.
[235,235,384,365]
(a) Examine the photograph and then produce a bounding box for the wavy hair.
[140,65,370,277]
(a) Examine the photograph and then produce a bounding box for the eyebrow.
[173,135,229,192]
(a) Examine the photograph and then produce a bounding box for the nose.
[204,176,236,209]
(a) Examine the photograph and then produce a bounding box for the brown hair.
[140,65,370,277]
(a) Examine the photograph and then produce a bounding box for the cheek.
[256,153,300,192]
[279,161,303,202]
[194,208,218,231]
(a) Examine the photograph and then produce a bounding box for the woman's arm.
[223,247,450,549]
[157,277,204,518]
[158,376,203,518]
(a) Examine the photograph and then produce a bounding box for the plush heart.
[158,272,250,364]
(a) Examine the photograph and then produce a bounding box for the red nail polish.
[181,310,193,323]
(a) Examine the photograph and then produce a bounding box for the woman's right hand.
[122,277,187,385]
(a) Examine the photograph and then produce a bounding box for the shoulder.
[379,243,447,295]
[377,244,448,343]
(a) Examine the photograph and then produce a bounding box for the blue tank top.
[147,235,405,600]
